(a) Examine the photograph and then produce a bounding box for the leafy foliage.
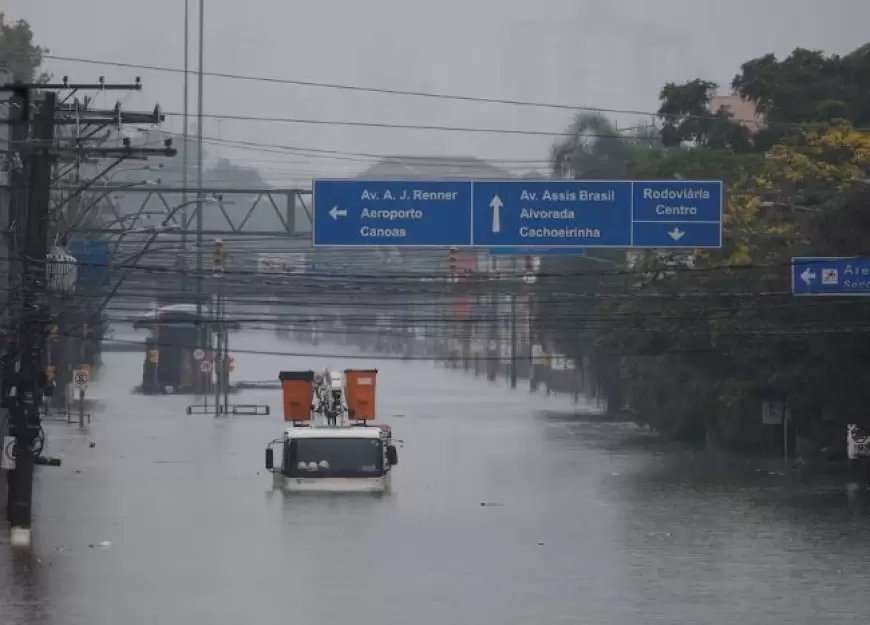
[538,43,870,453]
[0,14,49,82]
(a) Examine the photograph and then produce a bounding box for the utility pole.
[510,289,518,389]
[212,289,221,415]
[8,92,56,547]
[213,238,224,416]
[195,0,205,386]
[1,78,171,545]
[3,89,26,518]
[181,0,190,293]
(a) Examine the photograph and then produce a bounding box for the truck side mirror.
[386,445,398,466]
[265,447,274,470]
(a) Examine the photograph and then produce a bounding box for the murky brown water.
[3,331,870,624]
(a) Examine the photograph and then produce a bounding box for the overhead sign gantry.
[311,179,724,249]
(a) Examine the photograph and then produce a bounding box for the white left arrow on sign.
[800,268,817,285]
[490,195,503,233]
[329,206,348,220]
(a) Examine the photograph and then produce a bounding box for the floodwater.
[3,330,870,625]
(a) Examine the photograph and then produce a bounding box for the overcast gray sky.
[7,0,870,185]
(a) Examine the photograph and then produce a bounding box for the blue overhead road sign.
[791,257,870,296]
[313,179,723,249]
[629,180,723,248]
[313,180,471,247]
[471,181,631,248]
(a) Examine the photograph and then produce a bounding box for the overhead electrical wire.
[7,253,866,334]
[42,53,855,132]
[27,57,860,348]
[159,112,644,139]
[48,320,870,366]
[1,253,843,282]
[18,56,858,373]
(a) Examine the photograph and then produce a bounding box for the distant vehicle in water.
[264,368,399,493]
[132,300,239,394]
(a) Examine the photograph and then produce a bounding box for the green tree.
[537,114,660,416]
[731,44,870,149]
[538,42,870,452]
[550,113,657,179]
[657,78,752,151]
[0,13,49,82]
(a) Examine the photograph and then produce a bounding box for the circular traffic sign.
[193,348,205,361]
[200,361,213,373]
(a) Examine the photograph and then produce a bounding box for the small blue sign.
[68,239,110,288]
[488,248,587,256]
[312,179,723,249]
[792,257,870,296]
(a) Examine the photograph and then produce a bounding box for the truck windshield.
[285,437,384,478]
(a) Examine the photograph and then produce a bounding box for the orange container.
[278,370,315,421]
[344,369,377,420]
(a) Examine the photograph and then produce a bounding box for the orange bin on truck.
[278,370,315,421]
[344,369,377,421]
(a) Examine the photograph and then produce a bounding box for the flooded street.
[3,330,870,625]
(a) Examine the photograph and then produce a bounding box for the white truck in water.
[264,368,398,493]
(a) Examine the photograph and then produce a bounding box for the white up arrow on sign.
[800,268,817,285]
[667,227,686,242]
[329,206,347,220]
[490,195,502,233]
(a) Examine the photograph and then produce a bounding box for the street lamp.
[109,197,212,249]
[94,197,215,316]
[58,180,161,240]
[91,211,172,232]
[112,164,164,175]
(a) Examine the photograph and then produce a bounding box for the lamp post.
[58,180,160,241]
[94,197,215,317]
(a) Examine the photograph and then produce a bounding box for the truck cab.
[264,368,398,493]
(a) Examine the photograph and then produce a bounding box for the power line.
[160,110,637,138]
[1,252,837,282]
[42,54,658,115]
[58,320,870,364]
[43,54,847,132]
[138,132,561,168]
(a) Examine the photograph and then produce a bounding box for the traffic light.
[447,247,458,274]
[213,238,225,274]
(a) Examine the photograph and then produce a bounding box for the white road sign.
[193,348,205,361]
[73,369,89,390]
[2,436,16,471]
[200,361,213,373]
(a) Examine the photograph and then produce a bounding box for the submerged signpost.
[312,179,724,249]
